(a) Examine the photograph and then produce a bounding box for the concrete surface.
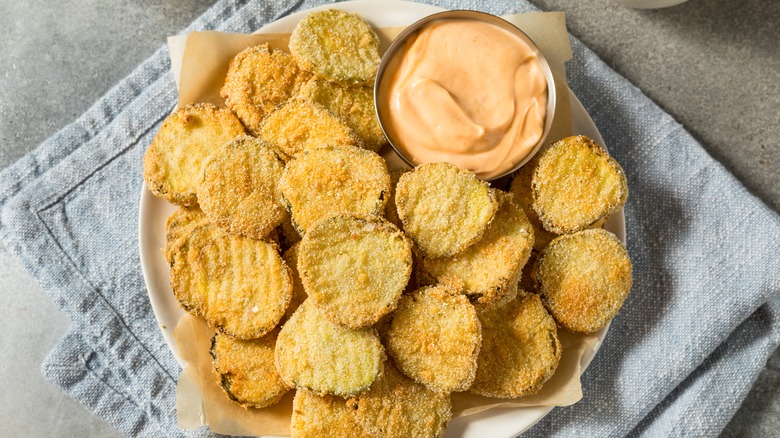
[0,0,777,437]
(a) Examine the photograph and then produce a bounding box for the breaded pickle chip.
[418,191,533,307]
[279,145,390,233]
[384,169,407,229]
[281,243,308,321]
[470,294,561,398]
[210,332,290,409]
[291,389,372,438]
[347,361,452,437]
[532,136,628,234]
[221,44,311,135]
[290,9,381,85]
[197,136,287,240]
[535,229,633,333]
[509,160,558,252]
[298,77,386,152]
[144,103,245,206]
[275,301,384,396]
[170,223,293,339]
[164,206,208,263]
[386,286,481,393]
[396,163,498,258]
[300,215,412,328]
[259,100,361,161]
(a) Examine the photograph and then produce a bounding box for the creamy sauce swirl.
[378,19,548,179]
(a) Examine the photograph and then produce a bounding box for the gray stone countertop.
[0,0,777,436]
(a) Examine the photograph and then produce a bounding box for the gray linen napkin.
[1,0,778,437]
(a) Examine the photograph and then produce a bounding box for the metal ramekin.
[374,10,557,180]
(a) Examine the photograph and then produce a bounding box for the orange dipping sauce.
[377,17,549,179]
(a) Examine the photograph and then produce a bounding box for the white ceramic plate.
[139,1,626,436]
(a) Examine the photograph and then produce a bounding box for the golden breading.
[534,228,633,333]
[170,223,293,339]
[259,100,362,161]
[163,206,208,263]
[300,215,412,328]
[384,169,407,229]
[532,135,628,234]
[289,9,381,85]
[197,135,287,240]
[210,332,290,409]
[297,77,386,152]
[386,286,481,393]
[279,145,390,233]
[469,294,561,398]
[418,191,533,308]
[347,361,452,438]
[221,44,312,135]
[395,162,498,258]
[143,103,245,206]
[275,301,384,397]
[509,159,558,252]
[281,243,308,322]
[291,389,372,438]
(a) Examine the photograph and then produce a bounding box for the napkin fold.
[1,0,778,437]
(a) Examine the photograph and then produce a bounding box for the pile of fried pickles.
[142,9,633,437]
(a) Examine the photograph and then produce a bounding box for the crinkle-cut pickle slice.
[297,77,386,152]
[291,388,372,438]
[143,103,245,206]
[275,300,384,397]
[534,228,633,333]
[418,191,533,308]
[210,332,290,409]
[197,136,287,240]
[279,145,390,233]
[163,206,208,264]
[531,135,628,234]
[395,162,498,258]
[170,223,292,339]
[290,9,381,85]
[386,286,481,393]
[220,44,311,135]
[347,361,452,438]
[259,100,361,161]
[300,215,412,328]
[470,293,561,398]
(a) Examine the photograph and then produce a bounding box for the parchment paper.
[168,10,601,436]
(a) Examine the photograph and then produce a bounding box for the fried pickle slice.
[469,293,561,398]
[300,215,412,328]
[386,286,481,393]
[509,159,558,252]
[297,77,386,152]
[259,100,361,161]
[281,242,308,322]
[221,44,311,136]
[170,223,293,339]
[534,228,633,333]
[197,135,287,240]
[418,191,533,308]
[164,206,208,263]
[347,361,452,437]
[289,9,381,85]
[291,389,372,438]
[279,145,390,233]
[395,162,498,258]
[532,135,628,234]
[384,169,407,229]
[143,103,245,206]
[275,301,384,397]
[210,331,290,409]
